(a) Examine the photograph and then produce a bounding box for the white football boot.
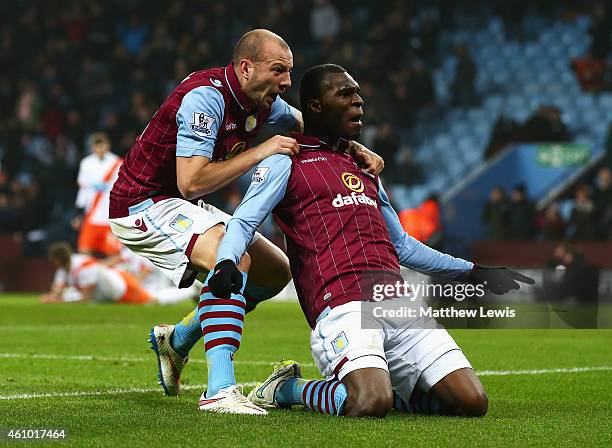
[198,385,268,415]
[247,360,302,409]
[148,325,188,396]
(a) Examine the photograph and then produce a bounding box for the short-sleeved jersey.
[109,62,295,218]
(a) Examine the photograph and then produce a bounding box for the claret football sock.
[198,271,247,397]
[171,282,277,358]
[277,378,347,416]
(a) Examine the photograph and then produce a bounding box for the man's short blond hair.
[232,29,289,63]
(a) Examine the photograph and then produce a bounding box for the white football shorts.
[310,301,472,400]
[109,198,260,288]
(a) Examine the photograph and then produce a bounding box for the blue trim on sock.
[170,306,200,358]
[276,377,306,406]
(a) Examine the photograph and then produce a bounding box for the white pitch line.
[2,353,612,375]
[477,366,612,376]
[0,324,138,330]
[0,382,257,401]
[1,353,611,401]
[1,366,610,400]
[0,352,316,368]
[1,353,611,376]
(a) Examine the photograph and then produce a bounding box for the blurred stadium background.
[1,2,612,445]
[0,0,611,297]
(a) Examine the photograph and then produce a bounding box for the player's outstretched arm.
[378,180,472,279]
[377,180,535,292]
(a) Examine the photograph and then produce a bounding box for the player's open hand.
[257,135,299,161]
[347,141,384,175]
[468,265,535,295]
[208,260,243,298]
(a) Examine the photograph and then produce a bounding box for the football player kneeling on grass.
[209,64,534,417]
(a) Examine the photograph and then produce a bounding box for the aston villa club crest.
[169,214,193,233]
[331,332,349,354]
[245,115,257,132]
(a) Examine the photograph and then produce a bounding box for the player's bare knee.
[458,390,488,417]
[346,390,392,418]
[278,260,292,285]
[468,390,488,417]
[189,225,225,270]
[344,385,393,418]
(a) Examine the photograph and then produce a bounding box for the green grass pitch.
[1,294,611,447]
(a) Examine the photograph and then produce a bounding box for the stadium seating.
[392,13,611,210]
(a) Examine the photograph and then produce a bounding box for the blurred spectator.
[592,167,612,238]
[116,15,150,56]
[310,0,340,43]
[507,184,535,239]
[570,183,596,239]
[416,17,440,66]
[484,113,521,159]
[485,106,572,159]
[17,180,49,234]
[588,3,611,60]
[539,203,566,241]
[572,54,606,92]
[520,106,571,142]
[451,43,477,107]
[16,81,43,131]
[496,0,527,41]
[405,60,437,110]
[606,122,612,169]
[544,243,599,305]
[44,135,79,214]
[483,186,508,240]
[398,195,442,247]
[0,192,19,234]
[371,124,423,186]
[75,132,122,257]
[372,123,399,165]
[393,150,424,186]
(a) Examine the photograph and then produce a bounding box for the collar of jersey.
[292,132,350,153]
[224,62,254,113]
